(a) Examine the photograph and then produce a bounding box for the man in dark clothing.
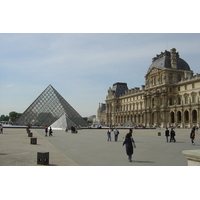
[49,127,53,136]
[45,126,48,137]
[170,128,176,142]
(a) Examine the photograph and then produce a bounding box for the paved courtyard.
[0,127,199,166]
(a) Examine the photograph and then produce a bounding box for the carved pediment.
[146,67,161,77]
[145,67,166,88]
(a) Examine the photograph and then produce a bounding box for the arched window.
[152,98,155,107]
[184,110,189,122]
[192,110,197,123]
[177,111,182,123]
[171,112,175,123]
[138,114,141,123]
[177,74,181,82]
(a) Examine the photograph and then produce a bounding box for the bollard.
[37,152,49,165]
[30,137,37,144]
[28,132,33,137]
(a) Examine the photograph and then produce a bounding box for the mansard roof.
[112,82,128,97]
[147,48,190,73]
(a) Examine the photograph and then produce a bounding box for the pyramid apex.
[47,84,55,90]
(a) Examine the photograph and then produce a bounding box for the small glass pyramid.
[14,85,86,127]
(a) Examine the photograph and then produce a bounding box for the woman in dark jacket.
[190,129,195,145]
[165,128,169,142]
[123,129,134,162]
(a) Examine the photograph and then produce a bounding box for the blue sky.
[1,33,200,117]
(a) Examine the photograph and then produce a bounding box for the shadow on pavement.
[132,160,155,164]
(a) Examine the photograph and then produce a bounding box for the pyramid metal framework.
[15,85,87,127]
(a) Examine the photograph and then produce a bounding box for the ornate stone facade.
[98,48,200,128]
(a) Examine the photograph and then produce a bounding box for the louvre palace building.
[97,48,200,128]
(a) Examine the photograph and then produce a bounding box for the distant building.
[97,103,106,124]
[98,48,200,128]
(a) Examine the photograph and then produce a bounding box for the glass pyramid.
[14,85,86,127]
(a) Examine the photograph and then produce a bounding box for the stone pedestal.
[37,152,49,165]
[30,137,37,144]
[182,149,200,166]
[28,132,33,137]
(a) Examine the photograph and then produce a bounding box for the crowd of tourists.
[165,125,198,145]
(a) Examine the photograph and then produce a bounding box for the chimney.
[170,48,177,69]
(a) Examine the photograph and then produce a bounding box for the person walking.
[190,128,195,145]
[45,126,48,137]
[123,129,135,162]
[107,128,111,141]
[170,127,176,142]
[165,128,169,142]
[0,124,3,134]
[75,126,78,133]
[49,127,53,136]
[114,128,119,141]
[71,126,75,133]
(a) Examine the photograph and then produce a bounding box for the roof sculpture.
[14,85,86,127]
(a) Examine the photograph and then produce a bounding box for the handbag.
[133,142,136,148]
[131,138,136,148]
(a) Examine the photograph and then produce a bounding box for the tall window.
[154,77,156,85]
[178,97,181,105]
[177,111,182,123]
[192,83,195,89]
[185,85,187,90]
[171,112,175,123]
[192,110,197,122]
[185,96,188,104]
[177,75,181,82]
[192,94,196,103]
[184,110,189,122]
[169,98,173,105]
[152,98,155,107]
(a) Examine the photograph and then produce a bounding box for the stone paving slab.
[29,127,200,166]
[0,128,78,166]
[1,127,200,166]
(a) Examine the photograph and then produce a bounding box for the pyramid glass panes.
[15,85,86,127]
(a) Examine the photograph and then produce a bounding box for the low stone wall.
[182,149,200,166]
